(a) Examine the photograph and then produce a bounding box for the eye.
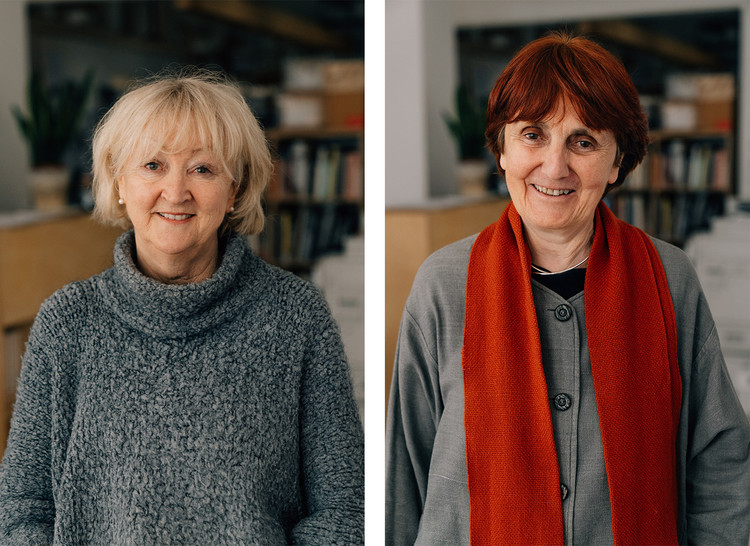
[144,161,160,171]
[571,138,596,151]
[521,127,542,141]
[195,165,213,175]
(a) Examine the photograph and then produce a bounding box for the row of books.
[258,202,361,265]
[611,191,724,243]
[627,137,730,192]
[268,140,363,202]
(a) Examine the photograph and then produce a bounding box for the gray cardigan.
[386,234,750,545]
[0,231,364,545]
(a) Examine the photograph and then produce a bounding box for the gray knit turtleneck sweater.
[0,230,364,545]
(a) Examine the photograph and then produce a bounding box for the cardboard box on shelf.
[279,58,364,129]
[694,74,735,102]
[323,92,364,129]
[323,60,364,93]
[696,100,734,131]
[666,73,735,102]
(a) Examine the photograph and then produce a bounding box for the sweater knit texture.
[0,230,364,545]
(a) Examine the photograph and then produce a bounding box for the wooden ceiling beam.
[577,20,722,70]
[174,0,350,51]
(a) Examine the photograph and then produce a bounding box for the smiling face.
[118,141,237,282]
[499,100,620,241]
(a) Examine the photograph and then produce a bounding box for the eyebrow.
[520,122,604,140]
[525,121,595,133]
[570,129,598,139]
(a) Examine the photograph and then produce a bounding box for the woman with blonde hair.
[0,70,364,544]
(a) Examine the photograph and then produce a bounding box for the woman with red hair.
[386,33,749,545]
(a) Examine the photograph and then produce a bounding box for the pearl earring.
[229,206,235,212]
[118,199,124,205]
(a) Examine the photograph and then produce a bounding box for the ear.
[499,153,507,172]
[116,176,127,202]
[608,152,623,185]
[226,181,239,212]
[608,165,620,185]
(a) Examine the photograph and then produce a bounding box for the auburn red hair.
[486,32,648,191]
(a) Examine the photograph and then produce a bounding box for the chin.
[149,234,197,255]
[529,213,578,233]
[153,244,194,258]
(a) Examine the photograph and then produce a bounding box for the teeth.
[533,184,573,196]
[159,213,193,220]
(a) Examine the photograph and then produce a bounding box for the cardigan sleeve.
[655,238,750,544]
[290,293,364,545]
[684,321,750,544]
[385,307,443,546]
[0,311,56,544]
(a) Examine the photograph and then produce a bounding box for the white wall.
[0,0,31,210]
[385,0,429,205]
[385,0,750,206]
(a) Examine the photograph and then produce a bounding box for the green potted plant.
[442,85,489,196]
[12,70,94,211]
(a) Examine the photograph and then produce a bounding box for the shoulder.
[257,257,325,302]
[252,256,333,323]
[405,233,477,321]
[25,273,107,358]
[649,236,705,310]
[412,234,477,293]
[37,274,104,327]
[649,236,720,359]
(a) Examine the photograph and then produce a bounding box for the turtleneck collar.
[98,230,258,339]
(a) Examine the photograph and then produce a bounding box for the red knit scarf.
[462,202,681,545]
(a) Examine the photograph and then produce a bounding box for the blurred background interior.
[385,1,750,419]
[0,0,364,456]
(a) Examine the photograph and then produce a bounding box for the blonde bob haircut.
[91,69,272,236]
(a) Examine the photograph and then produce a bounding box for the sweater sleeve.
[0,310,56,544]
[290,293,364,545]
[385,308,440,546]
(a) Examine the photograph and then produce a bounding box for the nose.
[160,169,191,203]
[540,144,570,179]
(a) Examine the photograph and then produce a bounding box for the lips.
[532,184,574,196]
[157,212,195,220]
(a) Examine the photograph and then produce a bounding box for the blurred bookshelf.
[611,73,736,247]
[261,129,363,272]
[258,59,364,275]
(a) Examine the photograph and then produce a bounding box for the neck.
[134,239,220,285]
[524,221,594,274]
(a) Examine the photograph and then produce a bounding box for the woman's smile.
[531,184,575,197]
[118,144,237,283]
[500,100,620,239]
[156,211,196,221]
